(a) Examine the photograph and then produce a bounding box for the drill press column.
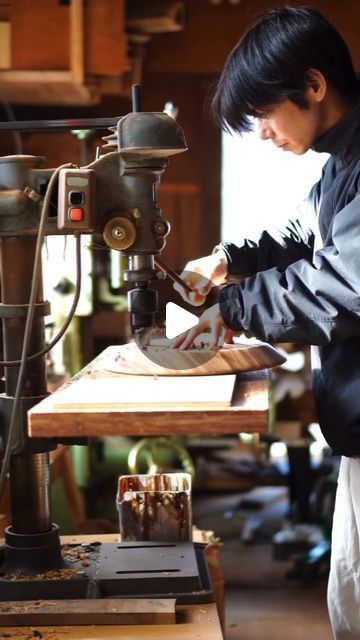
[0,236,62,573]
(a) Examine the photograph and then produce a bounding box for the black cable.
[0,163,74,500]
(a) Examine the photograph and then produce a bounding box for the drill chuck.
[128,286,158,330]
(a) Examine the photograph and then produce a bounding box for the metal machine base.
[1,523,64,575]
[0,541,214,605]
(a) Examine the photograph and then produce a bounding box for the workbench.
[28,348,270,438]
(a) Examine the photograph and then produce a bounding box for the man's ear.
[305,68,327,103]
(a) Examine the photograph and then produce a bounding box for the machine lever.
[154,256,193,295]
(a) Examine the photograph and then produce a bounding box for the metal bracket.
[22,186,44,204]
[0,394,55,455]
[0,301,50,318]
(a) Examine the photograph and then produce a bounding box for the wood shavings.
[0,544,98,582]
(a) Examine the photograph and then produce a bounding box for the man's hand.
[171,303,233,350]
[174,251,228,306]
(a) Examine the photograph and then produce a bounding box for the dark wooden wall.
[146,0,360,74]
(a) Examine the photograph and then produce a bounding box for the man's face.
[256,98,325,155]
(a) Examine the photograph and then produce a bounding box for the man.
[173,6,360,638]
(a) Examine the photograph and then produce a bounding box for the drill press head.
[101,110,187,340]
[0,105,187,343]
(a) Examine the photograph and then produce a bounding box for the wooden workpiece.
[0,598,176,626]
[28,343,273,438]
[0,603,222,640]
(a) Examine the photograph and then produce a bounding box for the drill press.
[0,94,215,604]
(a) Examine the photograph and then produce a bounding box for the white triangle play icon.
[165,302,199,340]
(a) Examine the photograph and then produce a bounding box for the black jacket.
[219,101,360,456]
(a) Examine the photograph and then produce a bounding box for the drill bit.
[134,327,153,348]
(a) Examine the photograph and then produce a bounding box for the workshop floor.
[192,490,333,640]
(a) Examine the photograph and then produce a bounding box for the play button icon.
[132,269,221,372]
[165,302,199,339]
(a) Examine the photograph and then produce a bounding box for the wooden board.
[52,373,237,411]
[11,0,127,75]
[28,369,269,438]
[1,603,223,640]
[0,598,175,626]
[96,340,286,377]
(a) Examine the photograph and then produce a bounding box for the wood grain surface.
[98,341,286,376]
[2,603,222,640]
[52,373,237,410]
[28,369,269,438]
[0,598,175,626]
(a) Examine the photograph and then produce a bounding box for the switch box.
[57,168,96,232]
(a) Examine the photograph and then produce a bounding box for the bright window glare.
[221,125,328,242]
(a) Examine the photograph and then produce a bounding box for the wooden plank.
[28,367,269,438]
[0,604,222,640]
[11,0,70,70]
[0,598,176,626]
[47,335,283,411]
[98,341,285,377]
[52,374,237,411]
[70,0,85,85]
[11,0,127,75]
[0,21,10,69]
[10,0,128,103]
[85,0,128,75]
[0,70,99,105]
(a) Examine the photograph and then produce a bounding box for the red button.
[69,207,83,222]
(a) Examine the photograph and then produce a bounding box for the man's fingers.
[173,271,211,306]
[188,291,207,306]
[170,303,226,351]
[178,326,202,350]
[197,275,213,296]
[173,280,190,302]
[208,321,224,349]
[170,329,189,349]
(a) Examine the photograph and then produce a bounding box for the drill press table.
[28,346,270,438]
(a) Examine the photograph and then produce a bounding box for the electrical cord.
[0,233,82,367]
[0,163,74,500]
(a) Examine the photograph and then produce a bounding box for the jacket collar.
[311,99,360,162]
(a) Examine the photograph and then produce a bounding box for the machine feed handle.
[154,256,193,295]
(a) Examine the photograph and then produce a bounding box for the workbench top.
[28,347,270,438]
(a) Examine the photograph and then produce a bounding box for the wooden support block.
[0,598,176,626]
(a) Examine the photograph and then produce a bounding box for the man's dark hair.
[212,6,360,133]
